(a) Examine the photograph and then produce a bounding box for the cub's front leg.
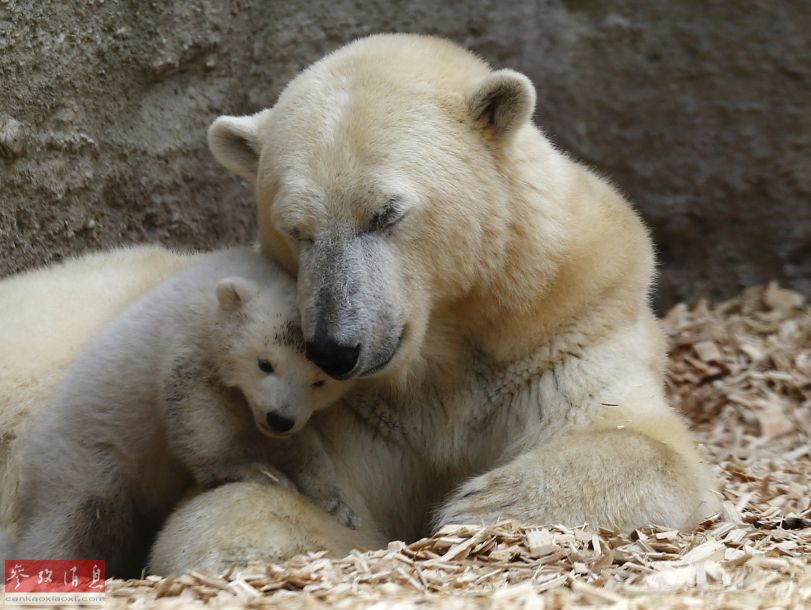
[162,356,358,527]
[269,428,361,530]
[436,428,719,532]
[161,356,294,491]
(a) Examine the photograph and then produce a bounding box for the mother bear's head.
[207,34,556,381]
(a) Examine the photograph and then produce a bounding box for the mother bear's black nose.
[305,335,360,379]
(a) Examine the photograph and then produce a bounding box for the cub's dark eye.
[257,359,274,374]
[369,198,406,233]
[311,380,326,388]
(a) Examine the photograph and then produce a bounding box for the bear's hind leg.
[17,489,148,577]
[149,482,385,575]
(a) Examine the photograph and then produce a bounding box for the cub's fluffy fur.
[11,248,353,576]
[0,245,198,533]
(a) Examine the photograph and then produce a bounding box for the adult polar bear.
[150,34,718,571]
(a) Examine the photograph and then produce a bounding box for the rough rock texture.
[1,0,808,309]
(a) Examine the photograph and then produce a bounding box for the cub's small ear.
[216,277,259,311]
[207,108,272,182]
[468,69,536,137]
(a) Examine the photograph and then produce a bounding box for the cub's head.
[208,34,537,381]
[214,276,352,437]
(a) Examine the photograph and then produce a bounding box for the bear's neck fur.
[416,127,656,386]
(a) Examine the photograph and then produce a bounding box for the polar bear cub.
[12,247,355,576]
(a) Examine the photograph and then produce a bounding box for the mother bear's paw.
[435,429,720,533]
[435,468,529,529]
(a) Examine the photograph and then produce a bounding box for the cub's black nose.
[305,336,360,379]
[266,411,295,433]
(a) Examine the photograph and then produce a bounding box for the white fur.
[1,35,720,574]
[149,482,382,575]
[0,245,199,532]
[153,35,719,572]
[10,248,355,576]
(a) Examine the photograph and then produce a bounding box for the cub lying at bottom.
[12,247,356,576]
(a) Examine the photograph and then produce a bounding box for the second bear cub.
[13,247,356,576]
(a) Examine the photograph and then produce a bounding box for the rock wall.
[1,0,808,308]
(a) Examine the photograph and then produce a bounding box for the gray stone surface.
[1,0,808,309]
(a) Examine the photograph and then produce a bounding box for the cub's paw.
[295,477,361,529]
[322,495,361,530]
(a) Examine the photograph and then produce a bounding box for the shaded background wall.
[1,0,808,310]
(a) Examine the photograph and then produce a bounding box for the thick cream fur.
[159,34,720,572]
[0,246,199,535]
[1,35,719,574]
[9,248,360,576]
[149,482,384,574]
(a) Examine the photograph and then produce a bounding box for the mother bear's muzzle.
[298,223,405,380]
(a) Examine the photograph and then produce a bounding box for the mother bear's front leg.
[436,428,719,532]
[149,482,386,575]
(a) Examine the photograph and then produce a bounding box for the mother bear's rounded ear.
[468,69,536,137]
[207,108,272,182]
